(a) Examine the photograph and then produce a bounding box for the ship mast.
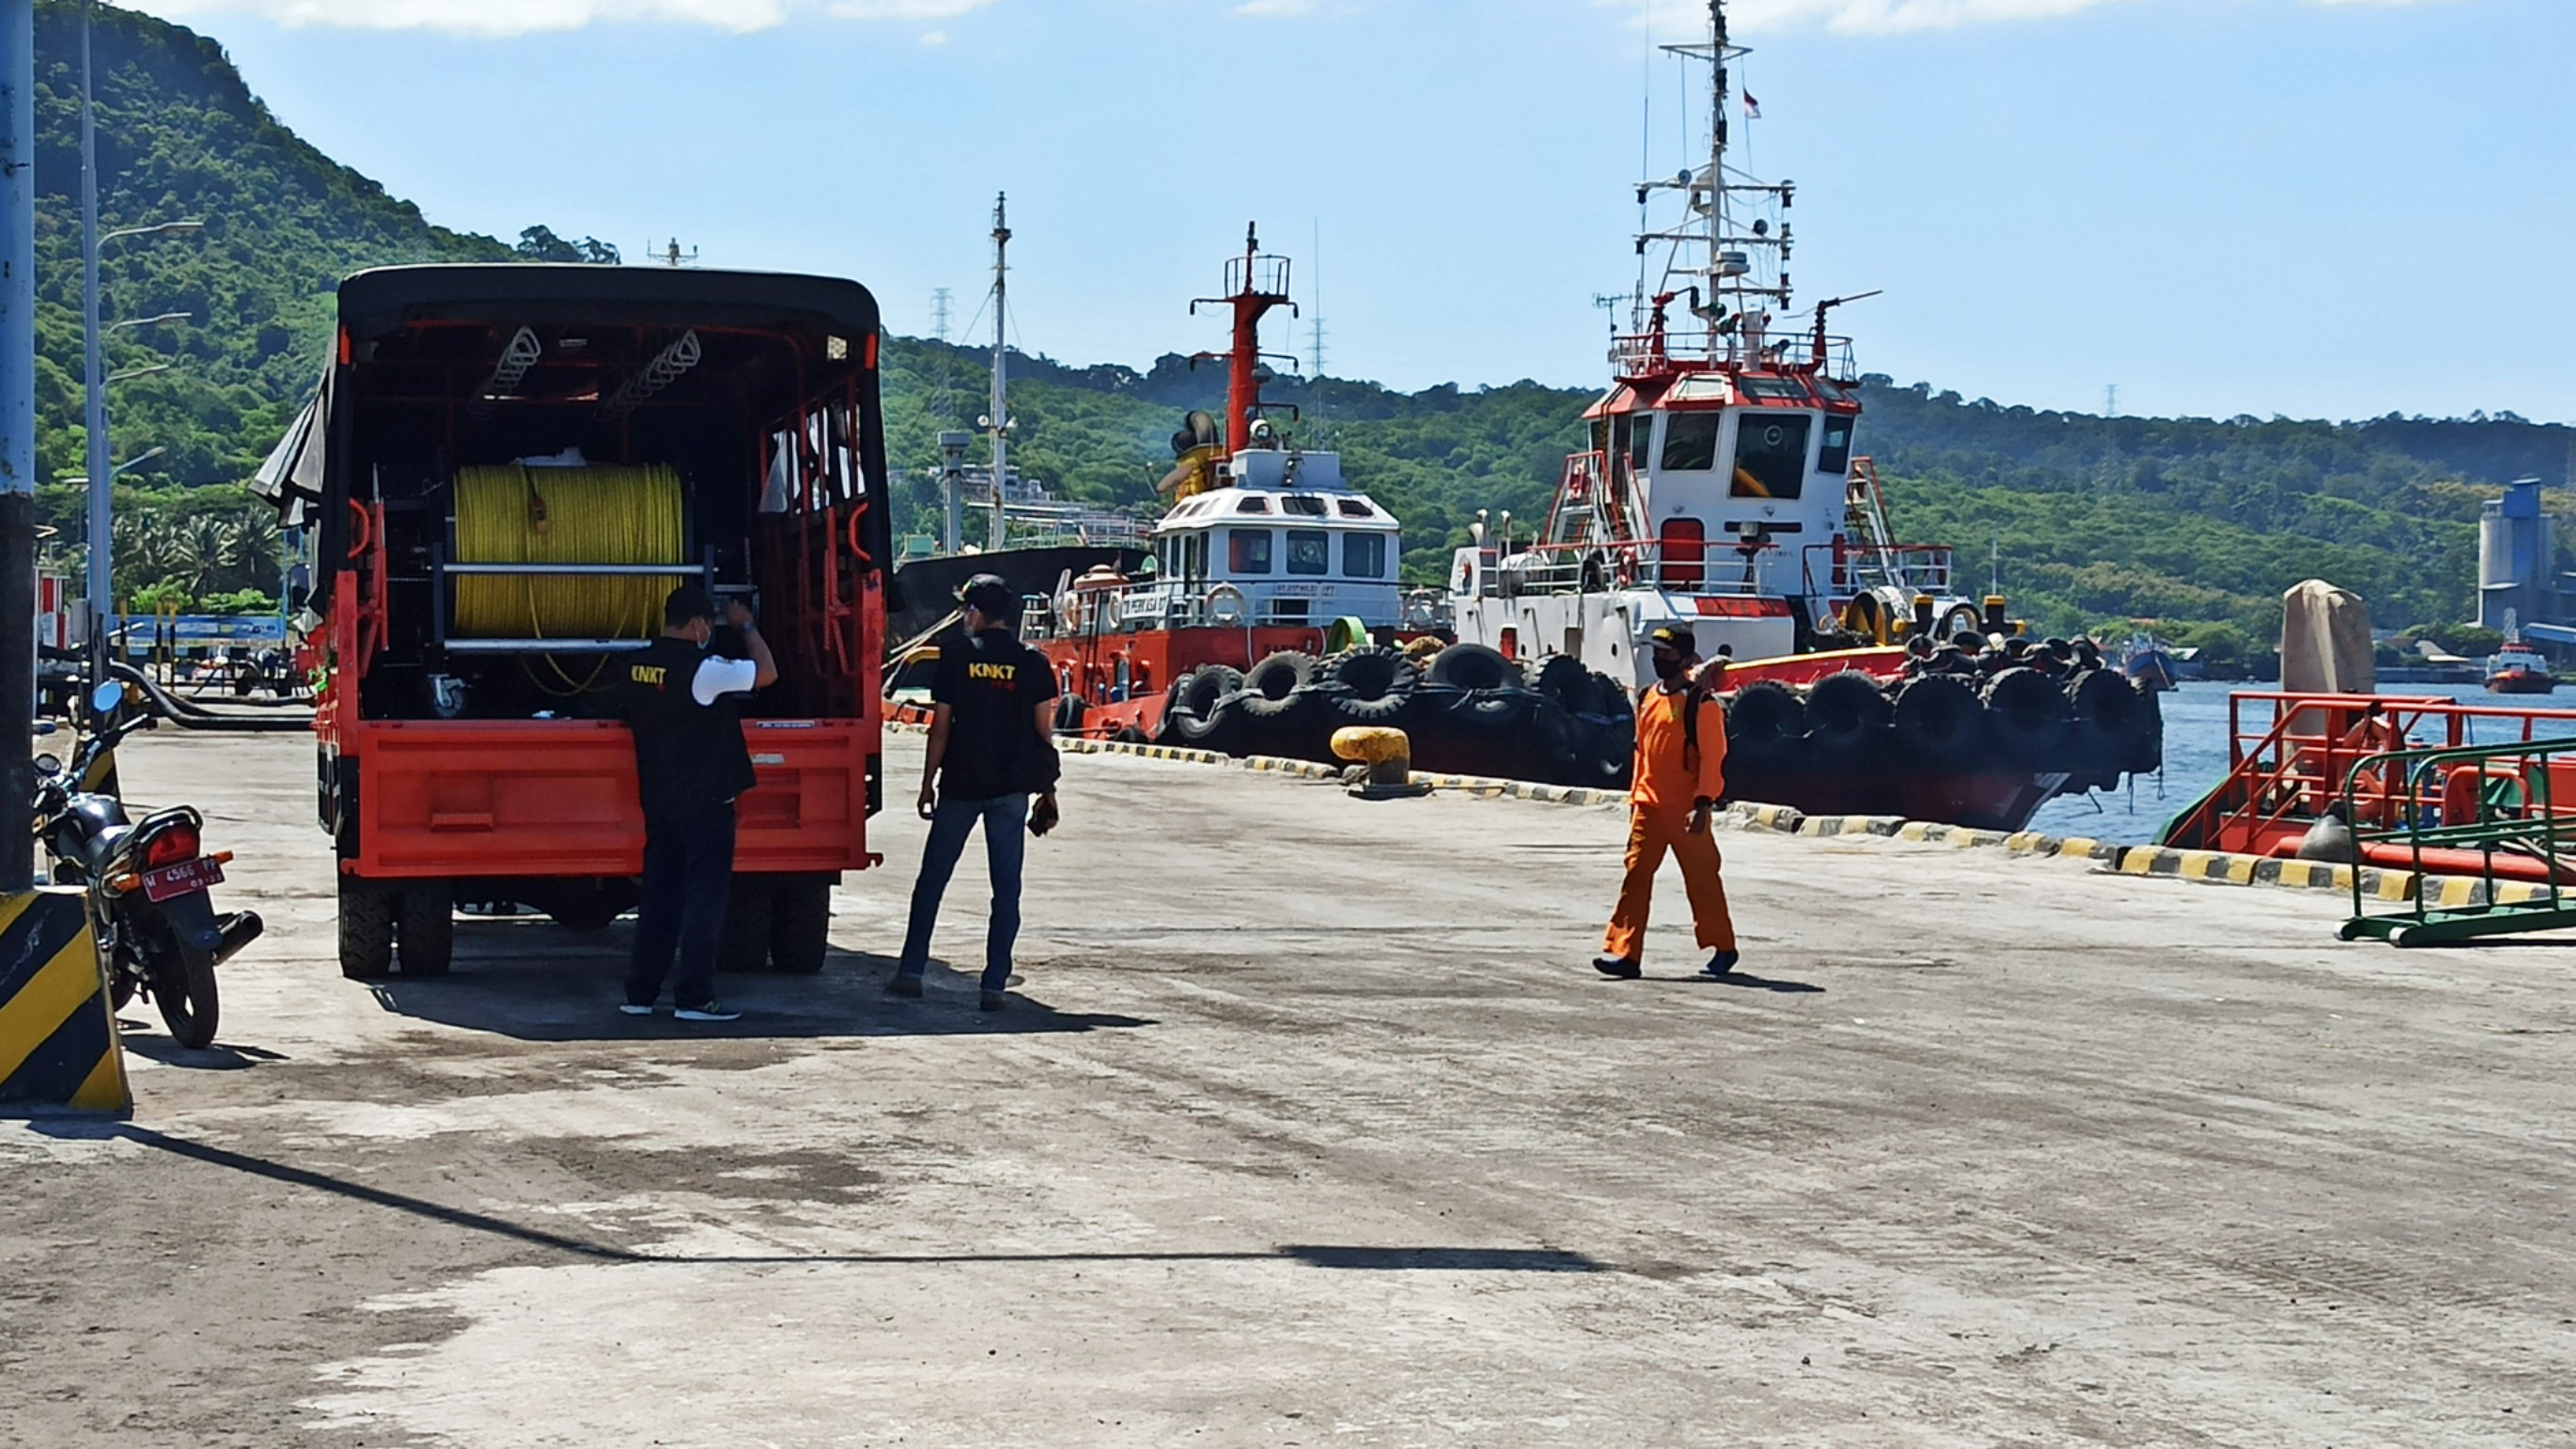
[986,192,1010,549]
[1631,0,1794,370]
[1193,223,1294,454]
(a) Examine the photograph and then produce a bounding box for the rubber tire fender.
[1803,671,1896,758]
[1982,665,2071,764]
[1238,650,1318,720]
[1721,680,1805,767]
[1892,673,1985,765]
[1424,642,1519,693]
[1319,646,1419,723]
[1170,663,1244,720]
[1527,654,1601,718]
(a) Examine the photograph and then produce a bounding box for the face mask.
[1651,653,1686,681]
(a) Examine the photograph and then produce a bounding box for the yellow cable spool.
[451,463,687,693]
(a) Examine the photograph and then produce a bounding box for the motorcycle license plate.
[141,857,223,902]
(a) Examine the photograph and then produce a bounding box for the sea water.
[2021,680,2576,847]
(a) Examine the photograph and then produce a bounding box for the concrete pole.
[79,0,107,680]
[1,0,40,888]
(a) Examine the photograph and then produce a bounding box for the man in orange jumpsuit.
[1595,624,1739,979]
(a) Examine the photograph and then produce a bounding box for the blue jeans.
[627,804,737,1010]
[898,793,1028,993]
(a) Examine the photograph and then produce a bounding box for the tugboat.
[2486,615,2555,694]
[999,229,1634,783]
[1444,0,2162,829]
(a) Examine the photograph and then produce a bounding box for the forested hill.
[34,0,2576,656]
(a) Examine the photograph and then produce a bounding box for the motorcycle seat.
[84,823,133,873]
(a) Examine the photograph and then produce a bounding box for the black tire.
[1172,664,1243,720]
[1892,673,1984,765]
[152,944,219,1049]
[718,873,774,973]
[1238,651,1317,720]
[396,882,454,976]
[1526,654,1599,717]
[1054,693,1087,733]
[338,879,396,981]
[1425,643,1519,693]
[1166,694,1242,747]
[2123,678,2164,775]
[1447,686,1530,729]
[1804,671,1895,759]
[767,874,833,974]
[1723,680,1805,768]
[1983,666,2071,764]
[1319,646,1419,723]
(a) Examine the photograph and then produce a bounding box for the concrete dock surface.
[4,729,2572,1447]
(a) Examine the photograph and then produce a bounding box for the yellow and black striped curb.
[0,888,129,1114]
[990,724,2523,906]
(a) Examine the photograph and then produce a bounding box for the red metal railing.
[2163,692,2576,857]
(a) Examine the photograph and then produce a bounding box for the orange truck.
[254,266,889,977]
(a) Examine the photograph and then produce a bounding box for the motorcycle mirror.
[33,754,60,777]
[30,720,55,737]
[88,680,123,716]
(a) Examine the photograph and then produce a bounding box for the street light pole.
[3,0,39,888]
[79,0,105,680]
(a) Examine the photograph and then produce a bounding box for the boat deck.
[8,729,2572,1444]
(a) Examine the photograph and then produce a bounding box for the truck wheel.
[768,875,834,974]
[546,878,635,931]
[718,875,773,973]
[396,883,454,976]
[338,879,396,981]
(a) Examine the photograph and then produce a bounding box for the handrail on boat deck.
[2162,691,2576,856]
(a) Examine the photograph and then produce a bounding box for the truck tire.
[718,874,773,973]
[396,882,454,976]
[338,879,395,981]
[768,875,834,974]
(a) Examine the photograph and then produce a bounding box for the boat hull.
[2487,671,2556,694]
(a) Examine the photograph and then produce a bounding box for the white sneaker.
[618,1003,655,1016]
[674,1001,742,1022]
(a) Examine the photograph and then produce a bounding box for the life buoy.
[1205,584,1249,626]
[1841,594,1888,646]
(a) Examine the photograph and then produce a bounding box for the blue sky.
[130,0,2574,424]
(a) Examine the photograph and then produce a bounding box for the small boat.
[2121,632,2179,693]
[2486,636,2555,694]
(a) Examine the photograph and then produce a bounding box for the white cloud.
[1236,0,1318,14]
[918,26,950,42]
[128,0,994,38]
[1610,0,2458,36]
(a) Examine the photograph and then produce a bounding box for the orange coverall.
[1602,683,1736,962]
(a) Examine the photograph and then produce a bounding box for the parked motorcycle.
[37,682,263,1048]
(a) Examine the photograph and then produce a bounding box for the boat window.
[1186,531,1209,584]
[1817,415,1854,476]
[1660,412,1722,471]
[1729,414,1812,499]
[1281,495,1327,517]
[1235,496,1272,514]
[1286,529,1330,576]
[1659,517,1706,590]
[1344,532,1386,579]
[1228,527,1273,574]
[1335,498,1375,518]
[1628,413,1656,471]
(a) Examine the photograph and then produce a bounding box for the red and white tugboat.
[1448,0,2161,829]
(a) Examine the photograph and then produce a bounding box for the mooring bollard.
[1331,726,1432,801]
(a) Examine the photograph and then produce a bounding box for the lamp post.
[80,0,203,679]
[3,0,36,887]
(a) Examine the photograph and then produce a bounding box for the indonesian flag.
[1744,93,1761,119]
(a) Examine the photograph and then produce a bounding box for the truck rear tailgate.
[346,718,871,878]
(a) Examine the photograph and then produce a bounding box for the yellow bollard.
[1331,726,1430,800]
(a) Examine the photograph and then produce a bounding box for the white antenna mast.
[1631,0,1793,366]
[985,193,1009,550]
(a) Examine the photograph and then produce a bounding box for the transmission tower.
[2104,383,2119,418]
[929,287,955,423]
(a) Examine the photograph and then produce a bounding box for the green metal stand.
[2341,738,2576,946]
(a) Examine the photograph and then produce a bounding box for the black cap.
[1647,623,1694,654]
[958,573,1017,622]
[664,584,716,628]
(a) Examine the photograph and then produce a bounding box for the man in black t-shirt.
[617,585,776,1022]
[890,574,1059,1012]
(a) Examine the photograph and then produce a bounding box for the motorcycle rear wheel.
[153,946,219,1049]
